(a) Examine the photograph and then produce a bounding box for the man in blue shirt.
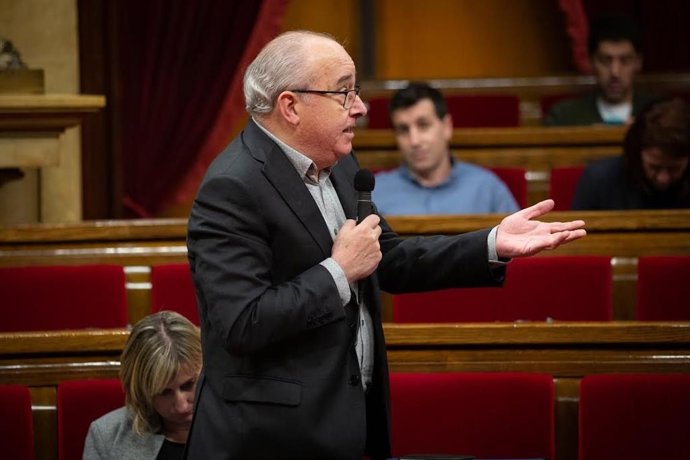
[373,82,519,215]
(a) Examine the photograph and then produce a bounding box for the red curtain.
[117,1,286,217]
[557,0,590,73]
[172,0,290,207]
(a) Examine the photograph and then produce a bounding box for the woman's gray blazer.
[83,406,164,459]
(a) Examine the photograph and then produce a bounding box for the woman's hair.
[623,97,690,189]
[119,311,201,435]
[243,30,337,116]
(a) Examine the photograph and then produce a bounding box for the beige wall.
[0,0,82,224]
[282,0,361,63]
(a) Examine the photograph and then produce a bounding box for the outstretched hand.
[496,199,586,259]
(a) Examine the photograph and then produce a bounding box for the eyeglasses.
[291,85,361,109]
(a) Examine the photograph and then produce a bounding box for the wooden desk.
[0,94,106,223]
[384,322,690,460]
[1,322,688,460]
[1,210,689,322]
[360,73,690,125]
[353,125,626,205]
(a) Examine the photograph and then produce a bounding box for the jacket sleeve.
[83,422,107,460]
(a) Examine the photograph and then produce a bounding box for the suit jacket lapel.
[247,122,334,257]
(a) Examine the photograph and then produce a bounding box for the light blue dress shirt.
[373,161,519,215]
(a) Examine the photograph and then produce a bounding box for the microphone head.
[354,169,375,192]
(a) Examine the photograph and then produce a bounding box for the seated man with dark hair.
[373,82,519,215]
[544,14,657,126]
[572,97,690,209]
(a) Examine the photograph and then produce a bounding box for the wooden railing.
[2,322,689,460]
[360,73,690,125]
[1,210,689,322]
[353,125,627,205]
[1,209,689,459]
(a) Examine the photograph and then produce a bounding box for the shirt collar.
[253,118,330,183]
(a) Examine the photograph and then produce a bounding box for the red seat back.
[490,166,527,208]
[0,265,128,332]
[367,93,520,129]
[549,166,585,210]
[0,384,34,460]
[393,256,612,322]
[446,93,521,128]
[636,256,690,320]
[150,263,199,325]
[390,372,554,459]
[579,373,690,460]
[57,378,125,460]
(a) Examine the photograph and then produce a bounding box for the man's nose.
[408,127,421,145]
[351,95,367,117]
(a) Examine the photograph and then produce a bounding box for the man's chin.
[603,88,628,104]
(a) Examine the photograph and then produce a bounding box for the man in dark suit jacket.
[545,15,656,126]
[185,30,586,460]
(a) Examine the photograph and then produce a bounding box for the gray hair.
[244,30,337,116]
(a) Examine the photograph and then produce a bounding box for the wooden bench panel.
[1,323,689,460]
[359,73,690,125]
[353,126,626,205]
[1,211,689,323]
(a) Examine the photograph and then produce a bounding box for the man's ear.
[276,91,300,126]
[442,113,454,140]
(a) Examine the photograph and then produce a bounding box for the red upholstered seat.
[489,166,527,208]
[393,256,612,322]
[389,372,554,459]
[0,384,34,460]
[366,93,520,129]
[0,264,128,332]
[579,373,690,460]
[549,165,585,210]
[366,97,393,129]
[57,378,125,460]
[636,255,690,320]
[150,263,199,325]
[445,93,521,128]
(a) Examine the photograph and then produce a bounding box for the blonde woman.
[83,311,201,459]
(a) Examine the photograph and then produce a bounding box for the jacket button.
[349,374,361,386]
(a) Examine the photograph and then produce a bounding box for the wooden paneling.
[359,73,690,125]
[2,323,689,460]
[383,322,690,460]
[1,210,690,324]
[280,0,572,79]
[281,0,360,63]
[353,125,627,205]
[375,0,571,79]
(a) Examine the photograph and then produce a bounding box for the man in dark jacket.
[545,15,656,126]
[185,30,586,460]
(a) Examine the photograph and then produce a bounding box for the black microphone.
[354,169,375,223]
